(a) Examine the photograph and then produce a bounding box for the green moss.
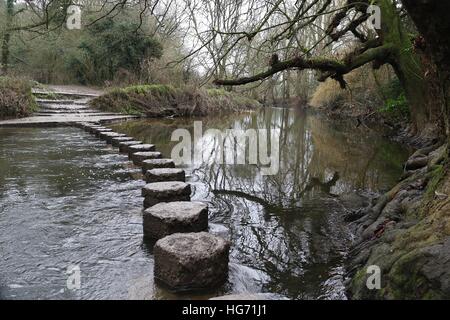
[387,249,443,299]
[122,84,178,96]
[206,88,231,97]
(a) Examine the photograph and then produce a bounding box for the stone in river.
[145,168,186,183]
[118,141,143,153]
[131,151,162,166]
[143,201,208,240]
[142,181,191,209]
[142,159,175,174]
[111,136,134,147]
[154,232,230,291]
[128,144,156,158]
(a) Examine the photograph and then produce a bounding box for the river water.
[0,108,410,300]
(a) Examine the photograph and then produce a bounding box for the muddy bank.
[345,142,450,299]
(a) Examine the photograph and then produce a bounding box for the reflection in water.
[113,108,409,299]
[0,108,409,300]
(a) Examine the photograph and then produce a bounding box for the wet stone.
[80,123,99,131]
[87,126,105,134]
[142,181,191,209]
[154,232,230,291]
[128,144,156,158]
[142,159,175,174]
[103,133,127,144]
[143,201,208,240]
[94,128,113,136]
[132,151,162,166]
[145,168,186,183]
[111,136,134,147]
[118,141,143,153]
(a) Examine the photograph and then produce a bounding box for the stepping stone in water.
[99,131,119,140]
[128,144,156,158]
[154,232,230,291]
[142,159,175,174]
[132,151,162,166]
[111,136,134,147]
[142,181,191,209]
[88,126,105,134]
[143,201,208,240]
[145,168,186,183]
[79,123,99,130]
[118,141,143,153]
[94,128,113,136]
[103,132,127,144]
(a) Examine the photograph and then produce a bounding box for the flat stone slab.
[94,128,113,136]
[142,159,175,174]
[131,151,162,166]
[103,132,127,144]
[142,181,191,209]
[154,232,230,291]
[145,168,186,183]
[111,136,134,147]
[128,144,156,158]
[86,125,104,133]
[87,125,105,133]
[0,115,138,127]
[119,141,143,153]
[143,201,208,240]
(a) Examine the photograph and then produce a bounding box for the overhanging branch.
[214,44,394,87]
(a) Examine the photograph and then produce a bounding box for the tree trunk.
[401,0,450,145]
[1,0,14,75]
[378,0,444,142]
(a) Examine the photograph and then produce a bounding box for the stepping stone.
[131,151,162,166]
[98,131,119,140]
[103,132,127,144]
[111,136,134,147]
[142,181,191,209]
[145,168,186,183]
[118,141,143,153]
[142,159,175,174]
[128,144,156,158]
[88,126,105,133]
[143,201,208,240]
[94,128,113,136]
[154,232,230,291]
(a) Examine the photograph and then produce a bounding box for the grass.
[0,76,38,119]
[91,84,260,117]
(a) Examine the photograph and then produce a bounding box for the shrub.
[0,77,37,119]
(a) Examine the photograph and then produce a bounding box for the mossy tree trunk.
[377,0,444,141]
[401,0,450,147]
[1,0,14,75]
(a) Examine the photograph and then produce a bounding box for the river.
[0,107,410,300]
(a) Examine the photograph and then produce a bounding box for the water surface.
[0,108,410,299]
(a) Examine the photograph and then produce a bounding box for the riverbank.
[306,84,450,298]
[90,85,260,118]
[0,77,37,120]
[344,140,449,298]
